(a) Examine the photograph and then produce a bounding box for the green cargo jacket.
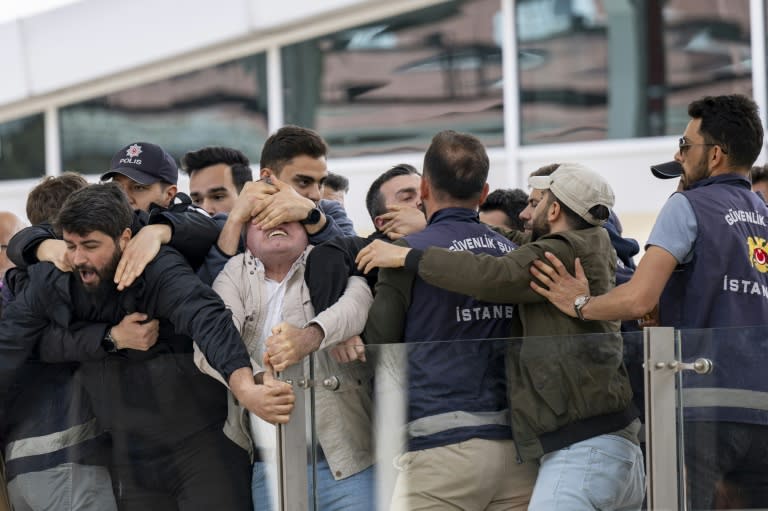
[410,226,636,461]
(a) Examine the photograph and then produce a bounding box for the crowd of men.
[0,93,767,511]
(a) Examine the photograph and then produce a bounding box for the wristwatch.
[574,295,591,321]
[300,207,322,225]
[102,328,119,353]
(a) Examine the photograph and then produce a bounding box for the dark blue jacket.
[402,208,517,451]
[659,174,768,424]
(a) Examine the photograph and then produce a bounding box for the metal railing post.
[276,363,308,511]
[644,326,682,510]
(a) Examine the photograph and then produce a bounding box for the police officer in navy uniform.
[532,94,768,509]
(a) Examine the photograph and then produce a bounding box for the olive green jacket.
[413,226,635,461]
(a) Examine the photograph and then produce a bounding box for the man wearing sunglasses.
[531,94,768,509]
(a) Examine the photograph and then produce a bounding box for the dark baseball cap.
[101,142,178,185]
[650,161,683,179]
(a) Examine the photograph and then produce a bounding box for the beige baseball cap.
[528,163,614,226]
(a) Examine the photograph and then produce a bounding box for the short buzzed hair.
[260,126,328,175]
[423,130,488,201]
[181,146,252,192]
[365,164,420,222]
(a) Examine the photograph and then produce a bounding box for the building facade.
[0,0,763,237]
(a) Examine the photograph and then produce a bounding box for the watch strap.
[103,328,119,353]
[300,207,322,225]
[574,295,591,321]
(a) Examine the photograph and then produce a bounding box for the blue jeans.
[252,458,374,511]
[528,434,645,511]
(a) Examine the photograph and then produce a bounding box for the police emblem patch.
[748,236,768,272]
[126,144,142,158]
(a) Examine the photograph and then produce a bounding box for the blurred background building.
[0,0,762,240]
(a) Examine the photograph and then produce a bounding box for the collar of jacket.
[246,246,312,279]
[688,173,751,191]
[427,207,480,226]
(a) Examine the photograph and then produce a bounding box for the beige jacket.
[196,247,374,480]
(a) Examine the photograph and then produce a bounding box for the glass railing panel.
[2,328,654,511]
[675,325,768,510]
[2,350,256,510]
[308,330,647,510]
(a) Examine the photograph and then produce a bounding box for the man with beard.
[0,183,290,510]
[529,94,768,509]
[357,163,645,510]
[1,174,119,511]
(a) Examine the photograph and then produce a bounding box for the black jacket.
[0,247,252,455]
[305,231,387,312]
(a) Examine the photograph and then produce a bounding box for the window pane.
[0,114,45,181]
[282,0,503,158]
[518,0,751,145]
[59,53,268,173]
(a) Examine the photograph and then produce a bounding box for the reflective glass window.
[518,0,751,144]
[59,54,268,173]
[281,0,504,157]
[0,113,45,181]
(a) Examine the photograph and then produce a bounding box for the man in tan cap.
[357,163,644,511]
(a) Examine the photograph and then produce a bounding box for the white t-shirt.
[249,276,288,452]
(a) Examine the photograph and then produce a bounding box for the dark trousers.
[685,421,768,509]
[110,425,252,511]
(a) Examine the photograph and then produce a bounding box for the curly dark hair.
[688,95,763,169]
[56,183,133,240]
